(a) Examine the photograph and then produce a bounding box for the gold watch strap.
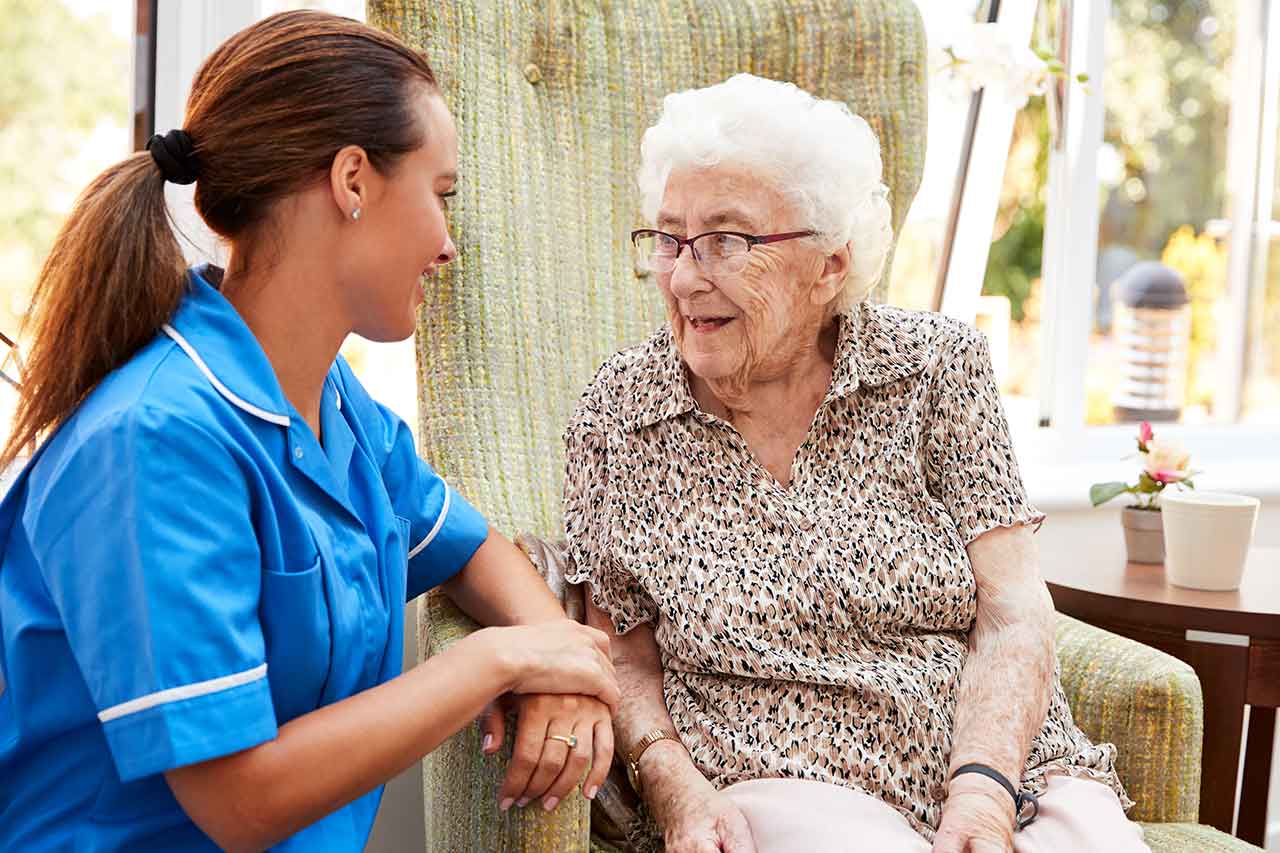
[626,729,680,796]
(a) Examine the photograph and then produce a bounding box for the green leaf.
[1076,73,1091,83]
[1090,481,1131,506]
[1135,472,1162,494]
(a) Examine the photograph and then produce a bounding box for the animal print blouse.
[563,302,1130,840]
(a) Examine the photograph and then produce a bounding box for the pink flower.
[1151,470,1186,484]
[1138,421,1154,445]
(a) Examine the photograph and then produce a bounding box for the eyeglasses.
[631,228,816,276]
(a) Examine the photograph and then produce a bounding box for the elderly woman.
[563,74,1149,853]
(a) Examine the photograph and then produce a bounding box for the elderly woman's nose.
[667,250,712,298]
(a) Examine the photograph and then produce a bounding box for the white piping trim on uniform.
[408,488,451,560]
[162,325,291,427]
[97,663,268,723]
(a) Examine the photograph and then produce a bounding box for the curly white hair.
[637,73,894,310]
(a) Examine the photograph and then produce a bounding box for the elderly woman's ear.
[810,241,853,307]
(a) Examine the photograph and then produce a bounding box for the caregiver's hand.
[480,693,613,811]
[479,619,619,710]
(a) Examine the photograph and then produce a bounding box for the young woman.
[0,11,616,852]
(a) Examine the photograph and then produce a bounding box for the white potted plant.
[1090,422,1197,563]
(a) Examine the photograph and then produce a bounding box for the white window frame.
[940,0,1280,507]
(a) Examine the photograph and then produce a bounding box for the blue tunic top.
[0,265,489,851]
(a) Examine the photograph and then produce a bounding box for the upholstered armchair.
[368,1,1261,850]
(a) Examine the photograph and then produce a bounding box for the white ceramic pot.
[1161,490,1260,591]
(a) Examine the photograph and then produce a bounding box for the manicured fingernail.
[482,734,493,752]
[543,797,559,811]
[517,798,529,808]
[500,798,514,812]
[585,785,598,800]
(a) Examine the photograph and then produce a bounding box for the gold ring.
[547,734,578,749]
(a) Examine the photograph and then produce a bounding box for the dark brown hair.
[2,11,437,466]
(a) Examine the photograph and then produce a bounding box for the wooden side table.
[1041,541,1279,845]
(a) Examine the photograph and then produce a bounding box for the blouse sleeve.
[561,403,657,635]
[921,326,1045,545]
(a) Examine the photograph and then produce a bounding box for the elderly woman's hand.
[660,784,756,853]
[642,745,756,853]
[931,776,1015,853]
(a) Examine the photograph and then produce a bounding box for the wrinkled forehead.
[655,164,792,232]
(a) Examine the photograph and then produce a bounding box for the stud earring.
[351,208,362,221]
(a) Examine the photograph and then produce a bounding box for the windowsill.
[1023,456,1280,511]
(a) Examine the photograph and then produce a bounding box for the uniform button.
[523,63,542,84]
[294,447,304,459]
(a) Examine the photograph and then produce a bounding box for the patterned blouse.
[563,302,1130,839]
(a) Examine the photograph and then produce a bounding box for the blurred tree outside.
[0,0,129,344]
[1161,225,1227,412]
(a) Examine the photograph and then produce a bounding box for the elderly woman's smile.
[651,164,838,388]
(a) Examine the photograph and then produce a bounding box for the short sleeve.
[31,409,277,782]
[561,406,657,635]
[345,366,488,596]
[921,327,1045,545]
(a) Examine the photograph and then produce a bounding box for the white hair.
[637,73,893,310]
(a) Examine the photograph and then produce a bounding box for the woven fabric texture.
[1139,823,1265,852]
[1054,614,1203,824]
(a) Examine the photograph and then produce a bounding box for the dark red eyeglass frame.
[630,228,816,261]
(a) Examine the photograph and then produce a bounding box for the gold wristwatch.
[625,729,681,796]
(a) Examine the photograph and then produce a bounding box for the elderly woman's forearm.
[584,601,673,746]
[949,601,1055,784]
[948,526,1056,787]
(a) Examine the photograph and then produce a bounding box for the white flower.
[1142,438,1192,484]
[937,22,1050,109]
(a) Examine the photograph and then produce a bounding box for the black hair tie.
[146,129,199,185]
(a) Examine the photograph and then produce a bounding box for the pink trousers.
[724,775,1151,852]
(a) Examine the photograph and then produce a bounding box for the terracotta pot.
[1122,506,1165,564]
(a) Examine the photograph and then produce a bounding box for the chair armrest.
[1054,613,1204,823]
[418,590,591,852]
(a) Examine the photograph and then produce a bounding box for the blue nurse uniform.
[0,264,489,850]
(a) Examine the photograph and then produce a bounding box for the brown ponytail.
[1,10,437,467]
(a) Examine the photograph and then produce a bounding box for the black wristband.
[950,763,1039,830]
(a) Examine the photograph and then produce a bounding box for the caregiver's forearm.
[165,627,515,853]
[440,527,565,626]
[948,525,1056,789]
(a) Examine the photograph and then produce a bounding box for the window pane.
[888,0,986,311]
[975,0,1057,434]
[1085,0,1235,426]
[0,0,132,440]
[1242,111,1280,423]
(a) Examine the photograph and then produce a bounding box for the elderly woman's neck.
[695,316,839,426]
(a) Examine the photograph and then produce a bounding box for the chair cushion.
[1140,822,1266,852]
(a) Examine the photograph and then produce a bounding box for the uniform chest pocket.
[260,555,332,723]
